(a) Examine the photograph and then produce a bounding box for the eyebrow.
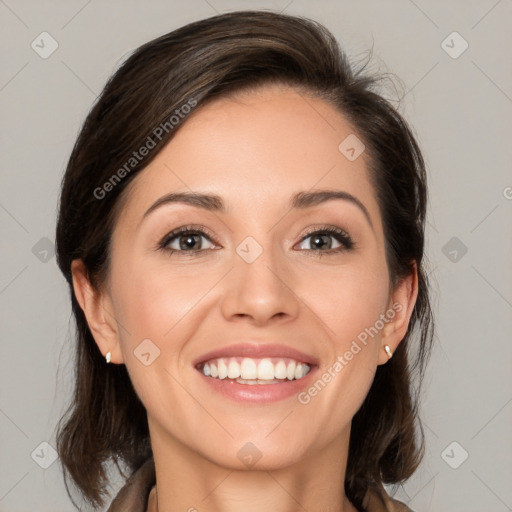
[142,189,373,229]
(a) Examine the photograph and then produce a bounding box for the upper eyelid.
[300,225,351,238]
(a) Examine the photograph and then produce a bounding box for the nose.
[220,241,300,326]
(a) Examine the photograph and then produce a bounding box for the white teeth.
[237,378,258,385]
[240,358,257,379]
[236,378,280,385]
[274,360,287,379]
[286,361,296,380]
[257,358,275,380]
[227,360,240,379]
[218,359,228,379]
[200,357,311,383]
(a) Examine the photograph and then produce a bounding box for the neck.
[147,419,359,512]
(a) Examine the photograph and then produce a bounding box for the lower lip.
[196,366,318,403]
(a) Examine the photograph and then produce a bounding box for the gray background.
[1,0,511,511]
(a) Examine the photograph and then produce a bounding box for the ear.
[377,262,419,365]
[71,259,124,364]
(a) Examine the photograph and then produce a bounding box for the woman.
[55,10,434,512]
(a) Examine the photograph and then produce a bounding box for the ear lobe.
[71,259,124,364]
[378,263,419,365]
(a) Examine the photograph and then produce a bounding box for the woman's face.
[79,83,414,470]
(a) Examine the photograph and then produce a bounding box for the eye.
[157,224,355,257]
[159,225,218,255]
[296,226,355,253]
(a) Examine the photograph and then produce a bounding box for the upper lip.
[193,342,319,368]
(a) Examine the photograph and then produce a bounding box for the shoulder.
[362,483,415,512]
[107,457,156,512]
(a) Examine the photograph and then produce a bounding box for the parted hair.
[55,10,434,511]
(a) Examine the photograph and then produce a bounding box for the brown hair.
[55,10,434,511]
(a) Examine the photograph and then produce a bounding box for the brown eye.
[159,226,218,254]
[171,232,208,251]
[297,227,355,253]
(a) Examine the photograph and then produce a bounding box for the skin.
[72,83,418,512]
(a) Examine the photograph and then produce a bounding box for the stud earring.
[105,351,111,364]
[384,345,393,359]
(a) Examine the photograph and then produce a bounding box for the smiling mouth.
[196,356,312,385]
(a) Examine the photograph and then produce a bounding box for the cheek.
[111,259,212,343]
[308,259,390,347]
[108,263,208,415]
[109,258,226,398]
[296,265,389,439]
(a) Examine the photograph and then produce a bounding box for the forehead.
[118,84,378,222]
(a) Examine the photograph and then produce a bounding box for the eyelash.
[158,224,355,257]
[299,225,355,255]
